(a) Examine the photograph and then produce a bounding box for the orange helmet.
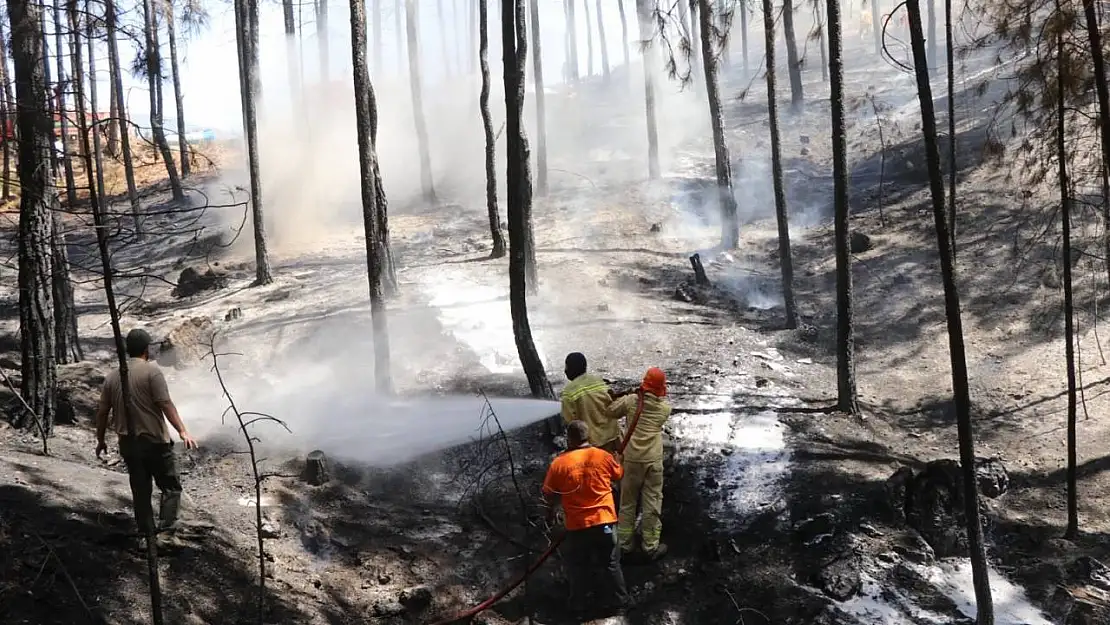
[640,367,667,397]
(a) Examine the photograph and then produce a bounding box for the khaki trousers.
[617,459,663,552]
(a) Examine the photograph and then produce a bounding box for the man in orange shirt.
[543,421,630,615]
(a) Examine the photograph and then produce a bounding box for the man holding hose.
[542,420,631,615]
[607,367,672,560]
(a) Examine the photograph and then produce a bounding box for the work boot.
[644,543,668,561]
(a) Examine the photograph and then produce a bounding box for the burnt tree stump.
[689,253,710,285]
[302,450,331,486]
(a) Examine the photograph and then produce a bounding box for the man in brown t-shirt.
[95,328,197,546]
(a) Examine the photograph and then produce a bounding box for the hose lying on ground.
[427,391,646,625]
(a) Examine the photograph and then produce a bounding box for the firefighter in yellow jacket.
[606,367,672,560]
[561,352,621,452]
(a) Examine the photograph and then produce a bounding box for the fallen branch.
[0,365,49,455]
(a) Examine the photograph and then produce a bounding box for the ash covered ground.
[2,12,1110,625]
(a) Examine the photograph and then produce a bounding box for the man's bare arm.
[94,388,111,456]
[158,400,198,449]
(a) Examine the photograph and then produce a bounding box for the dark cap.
[125,328,153,358]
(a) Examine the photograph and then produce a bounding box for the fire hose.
[428,389,647,625]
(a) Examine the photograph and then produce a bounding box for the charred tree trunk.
[234,0,274,285]
[764,0,798,329]
[1080,0,1110,298]
[503,0,552,399]
[740,0,749,74]
[529,0,547,194]
[1064,0,1082,542]
[828,0,856,414]
[566,0,578,81]
[0,21,12,199]
[783,0,804,112]
[636,0,660,179]
[405,0,436,200]
[906,0,994,621]
[86,0,108,204]
[350,0,394,393]
[816,2,828,82]
[74,2,161,615]
[165,2,190,178]
[283,0,302,126]
[596,0,609,81]
[49,0,77,208]
[584,0,593,76]
[945,0,955,257]
[318,0,329,81]
[617,0,629,71]
[105,0,143,238]
[141,0,184,200]
[51,0,80,366]
[106,61,119,157]
[10,0,58,435]
[480,0,505,257]
[926,0,935,73]
[697,0,737,248]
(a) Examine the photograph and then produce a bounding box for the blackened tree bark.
[503,0,552,399]
[529,0,547,194]
[141,0,184,200]
[906,0,993,620]
[595,0,608,81]
[566,0,578,81]
[0,20,12,199]
[51,0,80,365]
[1080,0,1110,294]
[49,0,77,208]
[635,0,659,179]
[1061,1,1080,541]
[361,34,397,294]
[10,0,58,434]
[763,0,798,328]
[106,70,119,156]
[926,0,935,72]
[318,0,329,81]
[480,0,505,257]
[350,0,393,392]
[72,2,162,613]
[234,0,273,285]
[696,0,737,248]
[617,0,629,71]
[783,0,804,112]
[828,0,856,414]
[405,0,436,200]
[165,0,190,178]
[105,0,143,238]
[944,0,954,256]
[583,0,593,76]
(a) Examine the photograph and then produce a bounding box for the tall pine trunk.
[1080,0,1110,296]
[763,0,798,328]
[503,0,551,399]
[73,2,162,615]
[350,0,393,393]
[1064,0,1082,542]
[49,0,77,208]
[907,0,994,620]
[697,0,737,248]
[165,2,190,178]
[566,0,578,81]
[235,0,274,285]
[318,0,329,80]
[0,20,12,199]
[783,0,804,112]
[86,0,109,205]
[635,0,660,179]
[406,0,436,200]
[617,0,629,71]
[10,0,58,435]
[945,0,955,256]
[480,0,505,257]
[595,0,609,81]
[584,0,593,76]
[105,0,143,238]
[740,0,749,74]
[828,0,856,414]
[141,0,184,200]
[529,0,547,194]
[816,1,828,82]
[106,66,119,156]
[51,0,80,365]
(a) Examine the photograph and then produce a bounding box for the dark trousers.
[562,523,630,608]
[119,435,182,536]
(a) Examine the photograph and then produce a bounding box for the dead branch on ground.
[0,365,49,455]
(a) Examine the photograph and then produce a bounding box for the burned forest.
[5,0,1110,623]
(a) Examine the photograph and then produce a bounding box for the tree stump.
[301,450,331,486]
[689,253,710,285]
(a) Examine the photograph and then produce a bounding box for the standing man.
[607,367,672,560]
[560,352,621,452]
[95,328,197,549]
[543,420,631,616]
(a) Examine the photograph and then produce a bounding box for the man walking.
[543,421,631,616]
[560,352,621,452]
[607,367,672,560]
[95,328,197,549]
